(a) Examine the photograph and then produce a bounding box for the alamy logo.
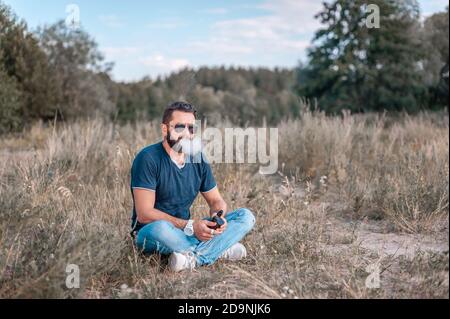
[179,121,279,175]
[365,4,380,29]
[365,262,381,289]
[65,264,80,289]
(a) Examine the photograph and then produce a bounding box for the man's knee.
[236,207,256,231]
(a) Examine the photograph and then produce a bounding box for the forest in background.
[0,0,448,134]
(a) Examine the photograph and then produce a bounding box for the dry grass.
[0,108,448,298]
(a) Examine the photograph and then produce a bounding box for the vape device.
[209,210,225,230]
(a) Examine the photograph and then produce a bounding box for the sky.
[2,0,448,82]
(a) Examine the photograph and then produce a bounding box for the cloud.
[186,0,318,59]
[418,0,448,19]
[146,20,187,29]
[139,54,190,75]
[256,0,323,33]
[188,39,254,55]
[103,0,324,80]
[101,47,140,59]
[213,0,323,40]
[200,8,229,15]
[100,46,142,64]
[420,0,449,12]
[98,14,124,28]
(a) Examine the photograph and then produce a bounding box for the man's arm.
[133,188,216,241]
[201,186,227,217]
[133,188,188,229]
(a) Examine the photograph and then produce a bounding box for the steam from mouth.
[172,137,203,156]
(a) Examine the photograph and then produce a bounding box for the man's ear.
[161,123,167,137]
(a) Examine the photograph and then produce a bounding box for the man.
[130,101,256,272]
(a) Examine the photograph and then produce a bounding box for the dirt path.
[268,173,449,259]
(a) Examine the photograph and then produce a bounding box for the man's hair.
[162,101,197,124]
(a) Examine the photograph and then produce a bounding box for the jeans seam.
[194,238,216,256]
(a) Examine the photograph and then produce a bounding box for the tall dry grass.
[0,108,448,298]
[278,110,449,233]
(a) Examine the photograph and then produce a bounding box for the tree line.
[0,1,448,134]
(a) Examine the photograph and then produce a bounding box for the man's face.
[162,111,197,151]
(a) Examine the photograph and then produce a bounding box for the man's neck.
[162,140,186,165]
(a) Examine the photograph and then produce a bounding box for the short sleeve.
[200,160,217,193]
[131,153,157,191]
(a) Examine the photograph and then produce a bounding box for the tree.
[297,0,426,113]
[0,2,58,128]
[0,63,23,134]
[421,7,449,108]
[37,20,116,120]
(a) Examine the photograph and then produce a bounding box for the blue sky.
[2,0,448,82]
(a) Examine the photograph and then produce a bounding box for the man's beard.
[166,131,202,156]
[166,131,181,151]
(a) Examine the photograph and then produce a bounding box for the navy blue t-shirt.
[130,141,217,232]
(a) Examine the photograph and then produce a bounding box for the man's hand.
[211,213,228,235]
[193,220,217,241]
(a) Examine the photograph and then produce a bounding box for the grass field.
[0,108,448,298]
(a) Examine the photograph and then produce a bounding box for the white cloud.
[101,47,140,59]
[102,0,325,80]
[139,54,190,75]
[215,0,323,39]
[146,20,187,29]
[418,0,448,18]
[99,14,124,28]
[257,0,323,33]
[187,0,320,58]
[188,38,254,55]
[200,8,229,15]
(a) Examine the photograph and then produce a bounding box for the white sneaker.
[168,251,197,272]
[220,243,247,261]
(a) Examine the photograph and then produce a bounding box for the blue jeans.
[135,207,256,266]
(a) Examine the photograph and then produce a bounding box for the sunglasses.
[169,123,198,134]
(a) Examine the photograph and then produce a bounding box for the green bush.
[0,66,23,134]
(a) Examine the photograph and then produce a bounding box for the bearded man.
[130,101,255,271]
